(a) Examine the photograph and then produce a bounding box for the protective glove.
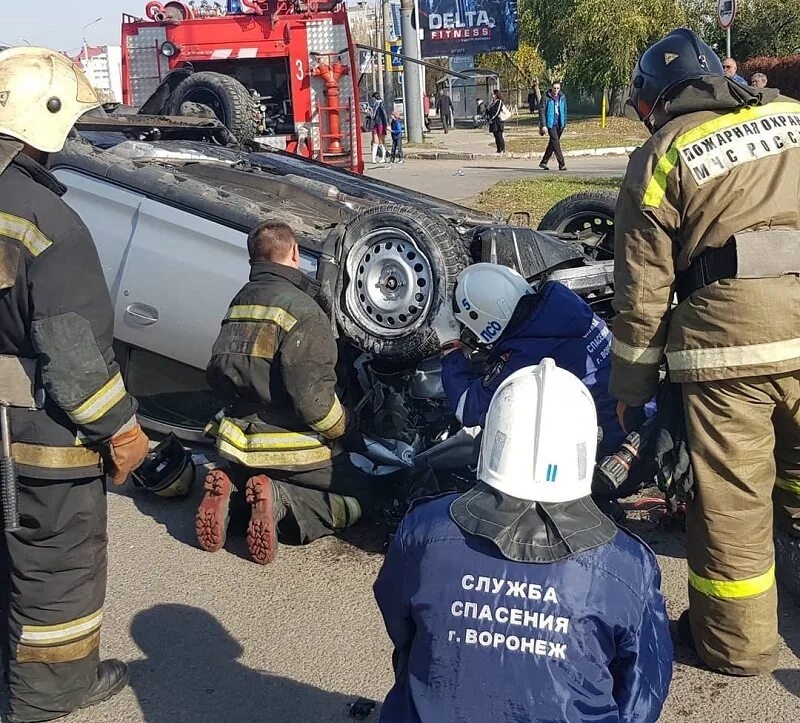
[108,424,150,486]
[431,304,462,353]
[616,401,647,434]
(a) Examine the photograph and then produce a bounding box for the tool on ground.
[0,400,21,531]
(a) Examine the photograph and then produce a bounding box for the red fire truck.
[120,0,364,172]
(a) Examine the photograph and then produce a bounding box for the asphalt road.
[34,155,800,723]
[363,155,630,204]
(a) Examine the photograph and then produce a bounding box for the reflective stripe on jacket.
[612,96,800,405]
[0,143,137,478]
[374,494,673,723]
[206,261,347,469]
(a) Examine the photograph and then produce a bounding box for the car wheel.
[336,204,470,364]
[537,191,618,259]
[166,71,258,143]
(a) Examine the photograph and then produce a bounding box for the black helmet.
[628,28,724,123]
[131,433,196,498]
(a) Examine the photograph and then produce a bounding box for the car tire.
[336,204,470,364]
[166,71,257,143]
[537,191,618,259]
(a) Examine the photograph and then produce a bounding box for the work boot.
[8,660,130,722]
[775,531,800,603]
[79,659,129,711]
[245,475,288,565]
[195,468,234,552]
[676,609,696,652]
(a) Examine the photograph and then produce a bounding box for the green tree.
[476,43,547,106]
[526,0,687,113]
[699,0,800,59]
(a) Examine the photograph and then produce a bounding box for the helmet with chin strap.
[627,28,724,126]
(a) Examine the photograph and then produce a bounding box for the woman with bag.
[487,89,508,154]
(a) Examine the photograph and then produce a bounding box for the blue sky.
[3,2,143,54]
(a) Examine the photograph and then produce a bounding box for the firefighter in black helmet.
[0,47,150,721]
[613,28,800,676]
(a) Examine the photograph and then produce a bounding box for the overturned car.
[54,115,617,454]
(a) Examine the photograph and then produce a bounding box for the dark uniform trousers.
[235,453,386,544]
[2,477,107,722]
[682,371,800,675]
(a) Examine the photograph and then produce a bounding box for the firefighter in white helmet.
[433,263,630,493]
[374,360,673,722]
[0,47,149,721]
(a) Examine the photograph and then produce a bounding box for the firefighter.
[0,48,149,721]
[613,27,800,676]
[374,360,673,722]
[199,220,375,564]
[435,263,625,463]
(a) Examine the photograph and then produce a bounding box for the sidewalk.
[367,116,642,161]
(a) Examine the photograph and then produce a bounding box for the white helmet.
[0,47,100,153]
[453,263,532,345]
[477,359,597,503]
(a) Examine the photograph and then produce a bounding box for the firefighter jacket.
[206,261,348,468]
[0,144,137,479]
[612,94,800,406]
[374,493,673,723]
[441,281,625,458]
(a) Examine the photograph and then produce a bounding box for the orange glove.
[108,424,150,486]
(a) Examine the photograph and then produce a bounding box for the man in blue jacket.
[436,263,625,463]
[539,80,567,170]
[374,360,673,723]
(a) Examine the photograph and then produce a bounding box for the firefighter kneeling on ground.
[0,48,149,721]
[198,220,380,563]
[434,263,645,508]
[613,27,800,676]
[374,359,673,723]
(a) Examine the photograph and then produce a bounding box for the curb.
[401,146,638,161]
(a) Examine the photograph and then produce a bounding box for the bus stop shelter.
[436,69,500,120]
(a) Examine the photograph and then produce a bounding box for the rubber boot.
[195,468,234,552]
[371,143,379,163]
[379,144,387,163]
[245,475,287,565]
[9,660,130,722]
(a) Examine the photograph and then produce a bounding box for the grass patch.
[474,176,621,225]
[502,116,647,154]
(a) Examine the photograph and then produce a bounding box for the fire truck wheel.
[537,191,618,260]
[337,204,470,364]
[166,71,257,143]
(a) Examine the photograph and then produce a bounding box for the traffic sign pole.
[726,28,731,58]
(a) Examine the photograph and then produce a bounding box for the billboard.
[419,0,518,57]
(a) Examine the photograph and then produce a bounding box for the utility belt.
[0,355,103,476]
[677,229,800,303]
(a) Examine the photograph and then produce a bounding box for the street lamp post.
[82,17,102,64]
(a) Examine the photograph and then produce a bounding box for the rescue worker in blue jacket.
[435,263,625,461]
[374,360,673,723]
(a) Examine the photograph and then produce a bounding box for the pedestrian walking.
[370,92,389,163]
[539,81,567,170]
[0,47,149,722]
[389,111,404,163]
[615,27,800,676]
[436,91,454,133]
[423,92,431,132]
[375,359,673,723]
[487,89,506,154]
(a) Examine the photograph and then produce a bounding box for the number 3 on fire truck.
[296,59,304,81]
